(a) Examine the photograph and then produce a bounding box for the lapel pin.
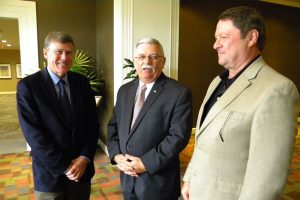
[153,90,157,93]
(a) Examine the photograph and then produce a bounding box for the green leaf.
[70,50,105,94]
[123,58,137,80]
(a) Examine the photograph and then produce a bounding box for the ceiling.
[0,17,19,50]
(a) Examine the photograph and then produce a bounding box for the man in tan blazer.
[182,6,300,200]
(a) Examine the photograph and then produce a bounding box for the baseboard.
[0,91,16,94]
[191,128,196,135]
[98,139,108,155]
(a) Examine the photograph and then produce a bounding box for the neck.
[228,53,260,79]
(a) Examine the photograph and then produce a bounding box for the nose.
[60,51,69,60]
[213,40,218,50]
[213,38,220,50]
[143,56,151,64]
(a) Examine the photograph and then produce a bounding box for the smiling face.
[213,19,252,73]
[133,42,165,84]
[43,41,74,78]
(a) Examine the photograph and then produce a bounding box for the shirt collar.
[139,80,155,89]
[47,67,69,85]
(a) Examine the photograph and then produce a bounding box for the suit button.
[127,145,131,149]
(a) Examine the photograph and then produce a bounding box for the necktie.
[131,85,147,128]
[58,79,72,127]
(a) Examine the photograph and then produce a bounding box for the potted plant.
[123,58,137,80]
[70,50,105,96]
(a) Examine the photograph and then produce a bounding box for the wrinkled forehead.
[134,42,163,56]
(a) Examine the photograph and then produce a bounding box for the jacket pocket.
[219,111,245,142]
[216,178,242,196]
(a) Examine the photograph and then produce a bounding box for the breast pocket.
[218,111,245,142]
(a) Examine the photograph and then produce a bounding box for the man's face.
[213,19,250,71]
[43,41,74,78]
[133,43,165,84]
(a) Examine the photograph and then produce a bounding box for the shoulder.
[247,57,294,86]
[259,65,297,90]
[118,78,138,92]
[68,71,89,81]
[161,75,191,93]
[245,64,299,101]
[18,70,42,85]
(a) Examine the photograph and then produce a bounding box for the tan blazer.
[183,56,300,200]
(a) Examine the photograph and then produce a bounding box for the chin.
[218,61,226,67]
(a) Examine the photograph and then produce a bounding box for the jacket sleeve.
[107,92,122,164]
[239,81,300,200]
[141,88,193,174]
[78,78,100,162]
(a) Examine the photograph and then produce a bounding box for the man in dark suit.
[108,38,193,200]
[17,31,99,200]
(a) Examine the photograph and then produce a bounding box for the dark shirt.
[200,55,260,126]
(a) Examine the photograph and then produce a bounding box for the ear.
[247,29,259,47]
[43,48,48,59]
[162,57,166,66]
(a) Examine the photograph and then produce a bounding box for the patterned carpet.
[0,132,299,200]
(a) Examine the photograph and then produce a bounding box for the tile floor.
[0,133,299,200]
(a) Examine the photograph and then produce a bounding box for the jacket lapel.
[67,72,78,128]
[199,76,250,134]
[125,80,139,135]
[198,56,265,136]
[194,76,221,136]
[40,68,60,111]
[40,68,73,129]
[129,74,167,134]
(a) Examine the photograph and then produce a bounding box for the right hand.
[65,156,88,182]
[181,182,190,200]
[114,154,138,177]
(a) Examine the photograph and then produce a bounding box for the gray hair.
[136,38,165,56]
[44,31,75,49]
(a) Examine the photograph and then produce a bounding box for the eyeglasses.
[134,54,164,61]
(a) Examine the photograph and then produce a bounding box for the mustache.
[141,64,153,70]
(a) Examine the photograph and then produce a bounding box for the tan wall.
[179,1,300,126]
[96,0,114,144]
[34,0,97,65]
[0,50,21,92]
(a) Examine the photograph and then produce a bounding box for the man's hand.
[65,156,88,182]
[114,154,138,177]
[181,182,190,200]
[125,154,147,174]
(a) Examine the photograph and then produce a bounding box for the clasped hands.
[114,154,146,177]
[65,156,88,182]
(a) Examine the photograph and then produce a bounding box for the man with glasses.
[108,38,193,200]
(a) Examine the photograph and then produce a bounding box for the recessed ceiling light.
[2,40,7,43]
[6,44,12,47]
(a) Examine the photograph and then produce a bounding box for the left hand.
[65,156,88,182]
[125,154,147,175]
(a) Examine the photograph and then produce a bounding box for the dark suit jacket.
[17,68,99,192]
[108,74,193,200]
